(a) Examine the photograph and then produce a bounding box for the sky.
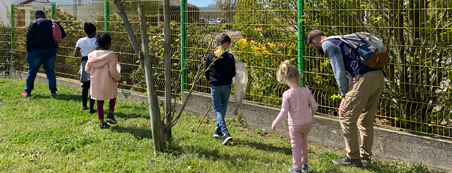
[187,0,215,8]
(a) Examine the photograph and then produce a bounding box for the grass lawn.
[0,78,445,173]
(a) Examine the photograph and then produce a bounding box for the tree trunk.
[138,4,165,153]
[115,0,164,153]
[163,0,172,141]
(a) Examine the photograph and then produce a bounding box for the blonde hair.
[277,60,300,83]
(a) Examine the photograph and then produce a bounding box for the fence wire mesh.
[0,26,10,75]
[5,0,452,139]
[303,0,452,138]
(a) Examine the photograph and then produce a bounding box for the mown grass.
[0,78,445,173]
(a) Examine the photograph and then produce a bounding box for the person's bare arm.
[74,47,81,57]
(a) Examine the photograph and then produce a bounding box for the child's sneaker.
[213,129,223,138]
[88,109,96,114]
[221,132,232,145]
[22,91,31,97]
[287,168,302,173]
[106,113,117,124]
[302,164,308,173]
[100,122,110,129]
[81,107,88,111]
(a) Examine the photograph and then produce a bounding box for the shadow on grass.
[363,161,444,173]
[50,93,83,102]
[166,141,265,167]
[165,137,292,168]
[233,138,292,155]
[110,125,153,140]
[116,104,148,112]
[115,112,148,119]
[314,151,442,173]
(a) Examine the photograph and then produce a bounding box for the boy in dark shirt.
[205,33,236,145]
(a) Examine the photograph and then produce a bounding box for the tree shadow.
[110,125,153,140]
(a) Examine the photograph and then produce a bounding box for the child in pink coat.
[85,33,121,129]
[272,60,318,173]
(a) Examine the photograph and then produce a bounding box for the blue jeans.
[211,85,232,134]
[24,48,57,94]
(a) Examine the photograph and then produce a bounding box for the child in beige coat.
[85,33,121,129]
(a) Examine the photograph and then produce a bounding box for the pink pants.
[289,122,312,170]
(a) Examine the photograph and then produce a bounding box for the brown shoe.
[50,92,57,97]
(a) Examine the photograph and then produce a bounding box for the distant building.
[198,5,235,23]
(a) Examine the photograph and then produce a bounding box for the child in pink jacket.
[272,60,318,173]
[85,33,121,129]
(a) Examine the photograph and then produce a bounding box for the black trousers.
[82,81,95,109]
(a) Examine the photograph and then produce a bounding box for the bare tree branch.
[113,0,142,62]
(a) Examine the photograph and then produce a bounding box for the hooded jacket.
[85,50,121,100]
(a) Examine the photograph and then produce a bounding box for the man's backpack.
[327,32,389,69]
[51,20,63,44]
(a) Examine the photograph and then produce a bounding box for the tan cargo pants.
[340,70,384,159]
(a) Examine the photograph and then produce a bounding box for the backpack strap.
[326,35,357,50]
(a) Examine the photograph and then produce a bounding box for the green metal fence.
[182,0,452,139]
[10,0,182,98]
[302,0,452,138]
[184,0,300,107]
[0,5,11,75]
[6,0,452,139]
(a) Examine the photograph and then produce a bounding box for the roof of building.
[18,0,35,5]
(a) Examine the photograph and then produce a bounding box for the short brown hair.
[216,33,231,46]
[307,30,326,43]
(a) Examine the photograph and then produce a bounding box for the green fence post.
[180,0,186,100]
[10,4,15,69]
[297,0,305,86]
[104,0,109,33]
[51,2,56,19]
